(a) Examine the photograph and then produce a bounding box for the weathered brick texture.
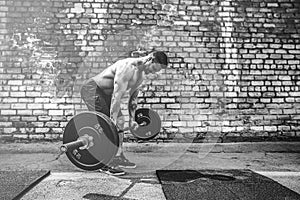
[0,0,299,141]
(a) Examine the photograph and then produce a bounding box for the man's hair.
[152,51,169,67]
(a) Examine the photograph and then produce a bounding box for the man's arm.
[110,63,133,126]
[128,88,139,120]
[110,81,127,124]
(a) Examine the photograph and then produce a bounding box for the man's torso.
[91,58,143,95]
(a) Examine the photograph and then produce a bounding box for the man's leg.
[112,111,136,168]
[116,112,125,157]
[80,80,110,115]
[80,80,125,175]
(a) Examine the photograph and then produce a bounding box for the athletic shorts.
[80,79,112,117]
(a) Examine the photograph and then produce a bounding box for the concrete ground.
[0,141,300,199]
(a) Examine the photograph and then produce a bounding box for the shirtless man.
[80,51,169,175]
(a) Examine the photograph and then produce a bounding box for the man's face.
[144,63,163,74]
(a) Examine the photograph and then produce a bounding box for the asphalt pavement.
[0,141,299,199]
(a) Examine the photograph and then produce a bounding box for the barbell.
[60,108,161,171]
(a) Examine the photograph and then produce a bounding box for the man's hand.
[131,121,139,131]
[116,115,125,131]
[129,118,139,131]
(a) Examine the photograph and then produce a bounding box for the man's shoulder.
[114,58,137,71]
[114,57,135,66]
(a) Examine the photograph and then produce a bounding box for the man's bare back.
[91,58,144,96]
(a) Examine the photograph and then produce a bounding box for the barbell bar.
[61,108,161,171]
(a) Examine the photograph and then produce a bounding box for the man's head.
[144,51,169,74]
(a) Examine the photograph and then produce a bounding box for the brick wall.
[0,0,299,141]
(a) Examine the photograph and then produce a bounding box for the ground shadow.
[83,193,132,200]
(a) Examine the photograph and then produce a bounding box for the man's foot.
[98,165,126,176]
[111,154,136,169]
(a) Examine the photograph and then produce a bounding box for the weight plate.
[133,108,161,140]
[63,111,119,171]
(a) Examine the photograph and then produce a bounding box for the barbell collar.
[60,139,86,153]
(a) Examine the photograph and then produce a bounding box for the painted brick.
[11,104,26,109]
[21,116,37,121]
[3,128,17,133]
[178,127,194,133]
[35,128,50,133]
[0,122,13,127]
[45,122,60,128]
[10,92,25,97]
[44,104,59,109]
[49,110,64,116]
[38,116,52,121]
[1,110,16,115]
[29,122,44,128]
